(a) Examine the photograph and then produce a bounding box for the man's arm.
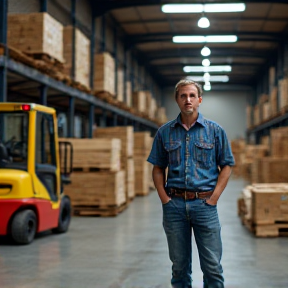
[206,165,232,206]
[152,165,171,204]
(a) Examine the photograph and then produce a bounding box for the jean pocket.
[204,199,217,207]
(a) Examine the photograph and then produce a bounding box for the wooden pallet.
[73,202,128,217]
[254,222,288,237]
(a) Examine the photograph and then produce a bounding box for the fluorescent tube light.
[204,83,212,91]
[201,46,211,56]
[173,35,237,43]
[184,66,232,72]
[186,75,229,82]
[198,16,210,28]
[162,3,245,13]
[202,59,210,67]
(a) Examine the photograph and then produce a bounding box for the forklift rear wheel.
[52,196,71,233]
[11,209,37,244]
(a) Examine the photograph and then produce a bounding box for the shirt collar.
[170,113,206,128]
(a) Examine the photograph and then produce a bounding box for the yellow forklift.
[0,103,73,244]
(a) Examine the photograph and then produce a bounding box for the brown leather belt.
[169,188,213,200]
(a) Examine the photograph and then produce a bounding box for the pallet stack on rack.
[238,183,288,237]
[59,138,127,216]
[63,26,90,88]
[134,132,154,196]
[93,126,135,202]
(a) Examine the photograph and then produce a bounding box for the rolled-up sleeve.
[147,130,168,168]
[216,127,235,167]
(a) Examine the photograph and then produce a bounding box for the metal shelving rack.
[0,0,159,138]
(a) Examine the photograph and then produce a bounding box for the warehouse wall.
[163,89,250,140]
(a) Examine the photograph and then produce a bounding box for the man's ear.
[199,97,203,103]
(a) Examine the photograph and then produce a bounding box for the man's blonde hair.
[174,79,203,99]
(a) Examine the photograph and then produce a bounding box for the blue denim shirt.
[147,113,235,192]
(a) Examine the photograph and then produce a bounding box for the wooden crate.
[157,107,168,124]
[93,126,134,159]
[94,52,115,95]
[116,67,124,102]
[270,86,278,116]
[8,12,64,62]
[132,91,146,112]
[126,81,132,107]
[270,127,288,157]
[59,138,121,172]
[65,170,126,207]
[126,158,135,200]
[63,26,90,87]
[261,157,288,183]
[246,105,252,128]
[134,131,153,158]
[134,156,150,196]
[251,184,288,225]
[262,101,271,121]
[278,77,288,110]
[253,104,260,125]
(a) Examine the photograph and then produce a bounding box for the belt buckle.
[195,192,199,199]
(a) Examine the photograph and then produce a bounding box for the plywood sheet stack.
[238,183,288,237]
[63,26,90,87]
[157,107,168,124]
[246,105,252,128]
[240,144,269,182]
[8,12,64,63]
[59,138,126,216]
[270,86,278,116]
[270,127,288,157]
[126,81,132,107]
[230,139,246,177]
[116,67,124,102]
[93,126,135,201]
[94,52,115,95]
[278,77,288,111]
[134,132,154,196]
[132,91,146,112]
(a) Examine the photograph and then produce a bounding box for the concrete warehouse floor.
[0,178,288,288]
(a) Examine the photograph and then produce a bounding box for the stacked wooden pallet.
[63,26,90,88]
[132,91,146,112]
[134,132,154,196]
[230,139,246,177]
[59,138,126,216]
[238,183,288,237]
[7,12,64,63]
[93,126,135,201]
[94,52,115,96]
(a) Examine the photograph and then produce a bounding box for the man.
[147,79,235,288]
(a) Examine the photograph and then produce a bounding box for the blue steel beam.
[90,13,96,89]
[40,0,47,12]
[40,85,48,105]
[68,97,75,137]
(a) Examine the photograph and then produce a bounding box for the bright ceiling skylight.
[173,35,237,43]
[184,66,232,72]
[162,3,246,13]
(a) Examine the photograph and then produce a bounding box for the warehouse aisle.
[1,178,288,288]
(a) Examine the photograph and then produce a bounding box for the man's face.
[176,84,202,115]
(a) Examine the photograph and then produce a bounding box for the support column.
[40,0,47,12]
[68,97,75,137]
[123,49,128,104]
[113,25,118,96]
[40,85,48,106]
[88,104,95,138]
[0,0,8,102]
[100,15,106,52]
[113,113,118,126]
[100,109,107,127]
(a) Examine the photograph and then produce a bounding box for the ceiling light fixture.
[184,65,232,72]
[204,82,212,91]
[162,3,246,13]
[186,75,229,82]
[201,46,211,56]
[173,35,237,43]
[202,59,210,67]
[198,16,210,28]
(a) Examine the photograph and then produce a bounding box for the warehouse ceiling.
[90,1,288,90]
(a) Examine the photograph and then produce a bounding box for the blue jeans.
[162,197,224,288]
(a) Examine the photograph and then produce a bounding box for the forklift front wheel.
[52,196,71,234]
[11,209,37,245]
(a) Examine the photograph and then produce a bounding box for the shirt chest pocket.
[165,141,181,166]
[194,142,214,168]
